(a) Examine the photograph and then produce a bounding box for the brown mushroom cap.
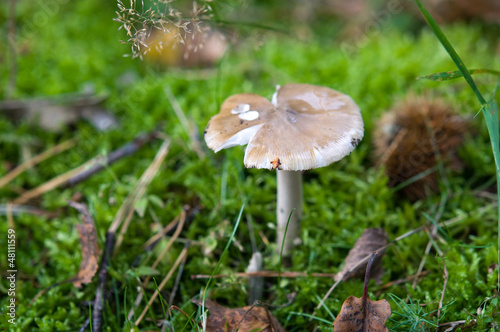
[204,83,364,171]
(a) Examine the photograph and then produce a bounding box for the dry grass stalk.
[111,139,171,251]
[127,208,186,321]
[134,243,189,327]
[0,139,76,190]
[114,0,214,59]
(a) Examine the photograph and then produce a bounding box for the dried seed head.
[373,96,468,201]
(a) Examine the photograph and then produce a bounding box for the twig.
[436,260,449,332]
[191,271,338,279]
[11,132,159,205]
[6,203,14,230]
[92,231,116,332]
[413,240,433,289]
[134,243,190,327]
[0,139,76,189]
[112,139,171,252]
[378,270,430,290]
[0,204,58,218]
[66,132,158,187]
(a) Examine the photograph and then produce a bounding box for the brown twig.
[378,271,430,291]
[191,271,338,279]
[0,204,59,218]
[66,132,158,187]
[0,139,76,189]
[11,132,159,205]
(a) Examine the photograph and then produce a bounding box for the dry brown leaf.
[191,298,287,332]
[67,201,99,288]
[335,228,387,283]
[333,295,391,332]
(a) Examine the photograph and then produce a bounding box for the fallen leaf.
[333,295,391,332]
[333,252,391,332]
[67,201,99,288]
[335,228,387,283]
[191,298,287,332]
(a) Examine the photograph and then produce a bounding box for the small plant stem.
[362,253,377,332]
[436,260,448,332]
[276,170,303,256]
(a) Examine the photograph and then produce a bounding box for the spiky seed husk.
[373,96,467,201]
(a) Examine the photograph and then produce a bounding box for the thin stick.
[11,132,158,205]
[134,244,189,327]
[91,231,115,332]
[11,161,93,205]
[6,203,14,230]
[191,271,338,279]
[435,260,448,332]
[378,271,430,290]
[0,139,76,189]
[66,132,158,187]
[412,240,433,289]
[0,204,57,218]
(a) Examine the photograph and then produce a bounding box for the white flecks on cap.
[231,103,251,114]
[204,83,364,171]
[238,111,260,121]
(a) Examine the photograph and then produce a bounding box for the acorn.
[373,96,467,201]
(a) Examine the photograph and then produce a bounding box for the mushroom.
[204,83,364,256]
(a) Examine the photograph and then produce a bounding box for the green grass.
[1,0,500,331]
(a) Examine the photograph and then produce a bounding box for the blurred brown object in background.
[422,0,500,24]
[141,23,227,68]
[373,96,467,201]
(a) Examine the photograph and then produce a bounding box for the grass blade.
[418,69,500,81]
[414,0,500,290]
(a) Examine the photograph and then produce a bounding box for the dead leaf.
[333,295,391,332]
[191,298,287,332]
[335,228,387,283]
[333,252,391,332]
[67,201,99,288]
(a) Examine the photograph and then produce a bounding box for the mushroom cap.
[204,83,364,171]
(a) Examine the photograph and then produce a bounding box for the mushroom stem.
[276,170,303,256]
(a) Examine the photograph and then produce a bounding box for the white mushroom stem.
[276,170,303,256]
